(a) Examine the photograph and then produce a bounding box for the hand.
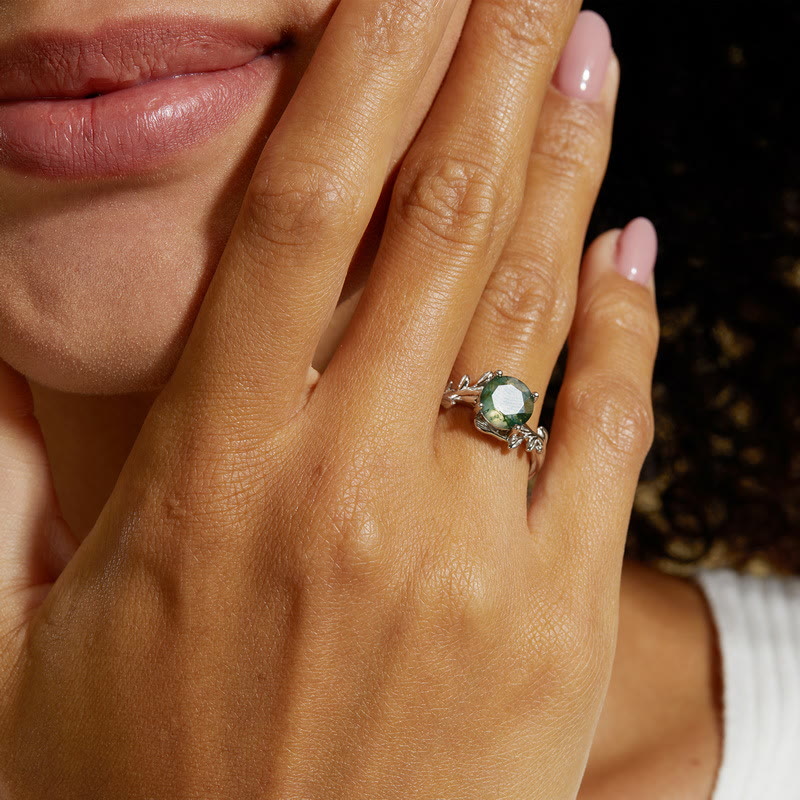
[0,1,658,798]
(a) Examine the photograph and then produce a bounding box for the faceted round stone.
[478,376,534,430]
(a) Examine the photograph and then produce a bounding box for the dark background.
[544,2,799,573]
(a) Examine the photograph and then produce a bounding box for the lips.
[0,22,292,179]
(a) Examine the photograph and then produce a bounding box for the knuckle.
[146,464,260,561]
[119,425,276,574]
[541,621,605,700]
[394,152,510,251]
[542,612,592,675]
[245,157,363,247]
[164,416,271,514]
[292,449,399,586]
[482,0,559,61]
[415,546,503,636]
[444,561,499,628]
[566,375,656,461]
[481,249,574,344]
[534,100,609,184]
[302,504,393,594]
[583,285,661,356]
[354,0,435,61]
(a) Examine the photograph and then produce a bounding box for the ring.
[441,370,548,479]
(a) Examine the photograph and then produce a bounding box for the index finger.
[162,0,464,429]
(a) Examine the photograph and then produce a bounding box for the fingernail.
[553,10,612,103]
[615,217,658,285]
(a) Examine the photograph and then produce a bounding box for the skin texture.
[0,0,722,797]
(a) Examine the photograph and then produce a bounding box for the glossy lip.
[0,21,292,179]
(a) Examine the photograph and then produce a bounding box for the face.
[0,0,469,394]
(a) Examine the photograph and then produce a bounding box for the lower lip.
[0,56,279,179]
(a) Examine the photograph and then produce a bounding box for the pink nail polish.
[553,11,612,103]
[615,217,658,285]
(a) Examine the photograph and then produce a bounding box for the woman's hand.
[0,1,659,797]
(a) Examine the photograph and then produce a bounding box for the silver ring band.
[441,370,548,479]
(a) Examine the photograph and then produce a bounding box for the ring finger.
[446,13,618,489]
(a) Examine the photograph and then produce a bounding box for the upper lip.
[0,20,291,101]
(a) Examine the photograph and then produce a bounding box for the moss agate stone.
[478,376,534,430]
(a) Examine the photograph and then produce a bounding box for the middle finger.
[323,0,581,423]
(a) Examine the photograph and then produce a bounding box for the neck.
[30,381,159,541]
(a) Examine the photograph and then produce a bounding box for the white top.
[694,567,800,800]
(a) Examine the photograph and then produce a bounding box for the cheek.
[0,170,247,395]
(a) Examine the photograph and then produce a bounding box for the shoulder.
[581,560,723,799]
[693,567,800,800]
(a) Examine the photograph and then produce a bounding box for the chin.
[1,237,213,396]
[3,311,191,397]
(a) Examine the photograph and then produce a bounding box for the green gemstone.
[478,376,534,430]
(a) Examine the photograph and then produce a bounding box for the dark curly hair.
[542,1,799,575]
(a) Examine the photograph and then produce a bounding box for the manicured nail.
[615,217,658,285]
[553,10,612,103]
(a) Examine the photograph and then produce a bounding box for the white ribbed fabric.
[694,567,800,800]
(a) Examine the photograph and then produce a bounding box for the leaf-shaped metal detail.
[474,415,492,433]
